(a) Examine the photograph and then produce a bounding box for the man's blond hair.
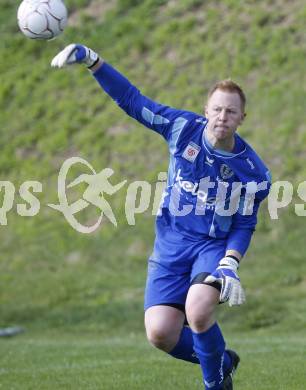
[207,79,246,111]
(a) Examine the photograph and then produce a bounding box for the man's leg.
[169,325,200,364]
[186,284,232,390]
[145,305,185,352]
[144,253,202,364]
[145,305,200,364]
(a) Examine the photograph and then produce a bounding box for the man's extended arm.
[51,44,195,143]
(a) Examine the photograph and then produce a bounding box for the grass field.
[1,330,306,389]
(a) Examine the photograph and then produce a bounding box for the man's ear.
[239,112,246,124]
[204,105,208,117]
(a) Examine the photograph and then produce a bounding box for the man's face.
[205,89,245,140]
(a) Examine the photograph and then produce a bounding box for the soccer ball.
[17,0,68,40]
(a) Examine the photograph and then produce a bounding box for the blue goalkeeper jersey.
[93,63,271,255]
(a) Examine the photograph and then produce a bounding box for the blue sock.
[192,323,231,390]
[169,326,200,364]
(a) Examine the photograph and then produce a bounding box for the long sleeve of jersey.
[226,199,260,256]
[93,62,196,142]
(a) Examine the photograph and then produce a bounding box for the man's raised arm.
[51,44,194,142]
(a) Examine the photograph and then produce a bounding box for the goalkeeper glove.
[51,44,100,68]
[204,256,246,307]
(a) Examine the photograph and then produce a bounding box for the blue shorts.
[144,224,226,311]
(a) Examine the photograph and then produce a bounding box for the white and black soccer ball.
[17,0,68,40]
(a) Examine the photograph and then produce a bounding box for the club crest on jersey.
[182,142,201,163]
[220,164,234,179]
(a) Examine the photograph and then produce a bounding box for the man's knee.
[185,284,219,332]
[144,305,185,352]
[186,306,214,332]
[145,324,177,352]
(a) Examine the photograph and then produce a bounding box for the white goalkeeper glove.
[204,256,246,307]
[51,44,100,68]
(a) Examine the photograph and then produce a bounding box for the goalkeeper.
[51,44,271,390]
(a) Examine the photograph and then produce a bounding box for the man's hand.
[204,256,246,306]
[51,44,99,68]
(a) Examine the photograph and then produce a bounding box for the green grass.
[1,330,306,389]
[1,0,306,388]
[1,0,306,332]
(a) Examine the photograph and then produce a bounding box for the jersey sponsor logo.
[220,164,234,179]
[205,155,214,166]
[182,142,201,163]
[174,169,216,205]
